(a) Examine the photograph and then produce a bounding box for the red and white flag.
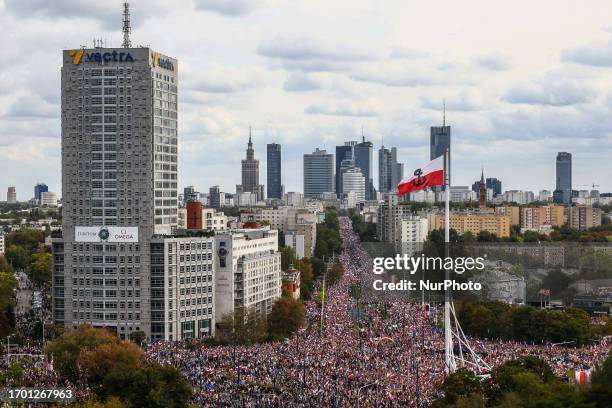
[397,154,445,196]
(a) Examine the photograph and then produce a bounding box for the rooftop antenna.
[443,99,446,127]
[122,2,132,48]
[361,125,365,142]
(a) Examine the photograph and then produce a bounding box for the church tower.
[479,169,487,209]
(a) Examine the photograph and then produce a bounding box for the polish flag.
[397,155,445,196]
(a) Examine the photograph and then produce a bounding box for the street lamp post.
[356,383,376,408]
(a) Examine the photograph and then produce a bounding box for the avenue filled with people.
[146,216,611,407]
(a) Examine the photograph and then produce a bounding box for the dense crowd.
[147,216,612,407]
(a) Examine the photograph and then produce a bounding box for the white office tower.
[53,39,179,339]
[150,234,215,340]
[342,167,366,205]
[215,228,281,321]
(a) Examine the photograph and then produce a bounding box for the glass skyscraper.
[304,148,334,199]
[267,143,282,199]
[430,125,451,183]
[554,152,572,204]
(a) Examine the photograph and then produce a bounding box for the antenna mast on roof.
[122,3,132,48]
[443,99,446,127]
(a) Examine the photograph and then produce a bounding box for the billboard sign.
[75,226,138,243]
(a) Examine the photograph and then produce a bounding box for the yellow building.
[494,206,520,226]
[548,205,565,226]
[435,212,511,238]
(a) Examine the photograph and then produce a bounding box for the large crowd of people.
[146,216,611,407]
[0,216,608,405]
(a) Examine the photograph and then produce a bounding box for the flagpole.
[444,148,453,374]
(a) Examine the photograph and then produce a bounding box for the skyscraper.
[237,128,264,201]
[486,178,502,197]
[267,143,282,199]
[53,20,179,338]
[378,146,404,194]
[303,148,334,199]
[335,142,356,197]
[354,136,375,200]
[430,111,451,184]
[554,152,572,205]
[34,183,49,202]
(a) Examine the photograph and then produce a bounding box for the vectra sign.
[152,52,174,71]
[69,49,134,65]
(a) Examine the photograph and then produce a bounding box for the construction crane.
[577,183,600,190]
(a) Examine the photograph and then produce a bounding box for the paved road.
[15,271,33,316]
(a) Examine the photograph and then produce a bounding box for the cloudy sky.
[1,0,612,200]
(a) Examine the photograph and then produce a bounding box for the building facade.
[214,228,282,321]
[150,234,215,341]
[35,183,49,202]
[40,192,58,207]
[6,187,16,204]
[568,205,602,231]
[303,148,334,199]
[354,138,374,200]
[430,125,451,183]
[237,131,264,201]
[554,152,572,205]
[335,143,355,197]
[267,143,282,200]
[53,45,178,339]
[434,213,511,238]
[378,146,403,194]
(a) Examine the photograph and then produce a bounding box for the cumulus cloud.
[350,63,476,87]
[193,0,264,17]
[3,93,58,118]
[389,47,430,59]
[304,100,381,117]
[561,41,612,67]
[283,73,327,92]
[258,36,378,62]
[420,89,485,111]
[472,52,514,71]
[182,64,262,94]
[4,0,171,28]
[502,80,595,106]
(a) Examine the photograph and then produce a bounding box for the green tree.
[4,245,29,270]
[101,363,191,408]
[27,251,52,285]
[432,368,482,406]
[280,246,296,271]
[267,296,305,341]
[327,263,344,286]
[45,325,118,382]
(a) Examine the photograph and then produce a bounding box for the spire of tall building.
[479,167,487,209]
[237,127,263,200]
[442,99,446,127]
